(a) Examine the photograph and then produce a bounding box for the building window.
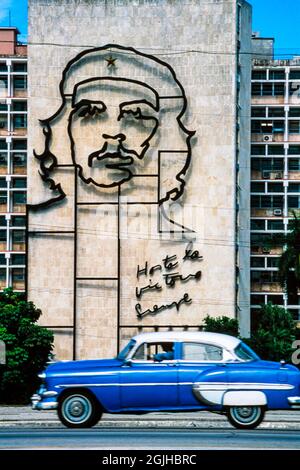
[252,70,267,80]
[13,76,27,90]
[267,258,279,268]
[12,63,27,72]
[12,101,27,111]
[0,103,8,111]
[0,192,7,210]
[0,230,6,243]
[11,254,25,265]
[12,191,26,211]
[251,271,280,283]
[289,83,300,96]
[251,182,265,193]
[289,108,300,117]
[12,153,26,174]
[266,294,284,305]
[251,257,264,268]
[12,229,25,245]
[252,108,266,117]
[251,294,265,305]
[289,120,300,134]
[251,219,265,230]
[268,107,285,117]
[288,183,300,192]
[288,145,300,155]
[12,139,26,150]
[0,115,7,130]
[267,220,284,230]
[268,182,284,193]
[289,70,300,80]
[251,120,284,133]
[13,114,27,129]
[269,70,285,80]
[0,63,7,72]
[268,145,284,155]
[0,76,8,94]
[0,154,6,174]
[0,140,7,150]
[11,268,25,290]
[12,178,26,189]
[251,195,283,209]
[252,83,285,96]
[288,196,300,209]
[0,254,5,266]
[251,145,265,155]
[0,269,6,289]
[251,158,284,172]
[0,216,6,227]
[11,215,25,227]
[0,178,6,189]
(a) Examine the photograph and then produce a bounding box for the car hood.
[45,358,123,376]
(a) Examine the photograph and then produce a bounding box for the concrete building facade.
[0,28,27,292]
[251,38,300,324]
[28,0,252,360]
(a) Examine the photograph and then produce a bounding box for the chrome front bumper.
[288,396,300,408]
[31,391,58,410]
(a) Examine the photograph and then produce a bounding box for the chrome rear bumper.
[288,396,300,408]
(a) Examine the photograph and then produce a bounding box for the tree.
[276,211,300,301]
[202,315,239,337]
[244,303,298,363]
[0,288,54,404]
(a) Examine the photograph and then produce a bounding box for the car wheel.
[227,406,265,430]
[58,391,102,428]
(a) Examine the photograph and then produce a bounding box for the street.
[1,427,300,450]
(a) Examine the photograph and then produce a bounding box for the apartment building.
[251,37,300,325]
[0,28,27,292]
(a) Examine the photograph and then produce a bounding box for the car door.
[120,341,178,409]
[177,341,225,407]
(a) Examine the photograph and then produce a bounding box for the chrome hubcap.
[62,395,92,424]
[231,406,261,425]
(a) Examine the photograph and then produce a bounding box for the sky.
[0,0,299,57]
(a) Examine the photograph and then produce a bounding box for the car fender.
[192,366,228,406]
[223,390,267,406]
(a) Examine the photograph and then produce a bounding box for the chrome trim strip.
[194,382,294,391]
[57,382,194,388]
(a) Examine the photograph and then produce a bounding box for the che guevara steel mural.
[29,45,201,356]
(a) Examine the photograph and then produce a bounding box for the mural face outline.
[31,44,195,210]
[68,79,159,188]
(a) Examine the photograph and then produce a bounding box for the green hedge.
[0,289,54,404]
[202,304,299,364]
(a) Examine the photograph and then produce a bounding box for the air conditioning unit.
[262,171,271,179]
[273,209,283,216]
[263,134,273,142]
[274,172,283,179]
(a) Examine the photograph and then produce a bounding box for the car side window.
[182,342,223,361]
[132,342,175,361]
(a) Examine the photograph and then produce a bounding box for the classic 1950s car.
[31,331,300,429]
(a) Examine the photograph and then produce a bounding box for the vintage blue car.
[31,331,300,429]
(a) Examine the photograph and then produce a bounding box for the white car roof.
[132,331,240,351]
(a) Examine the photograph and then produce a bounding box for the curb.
[1,419,300,430]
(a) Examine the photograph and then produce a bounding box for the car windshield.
[116,339,136,361]
[234,342,260,362]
